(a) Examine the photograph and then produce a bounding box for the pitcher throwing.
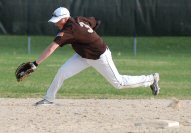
[31,7,160,105]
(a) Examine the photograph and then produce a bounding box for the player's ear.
[60,18,69,23]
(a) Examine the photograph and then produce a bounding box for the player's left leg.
[88,48,159,94]
[35,54,90,106]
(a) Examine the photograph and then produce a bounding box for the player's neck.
[56,18,69,30]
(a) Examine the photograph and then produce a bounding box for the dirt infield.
[0,98,191,133]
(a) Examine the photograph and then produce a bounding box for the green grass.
[0,35,191,99]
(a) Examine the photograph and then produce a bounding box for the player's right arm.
[35,22,73,65]
[36,42,59,65]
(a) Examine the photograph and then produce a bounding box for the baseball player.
[34,7,160,105]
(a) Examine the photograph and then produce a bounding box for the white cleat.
[150,73,160,95]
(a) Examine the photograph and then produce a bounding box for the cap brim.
[48,15,70,23]
[48,16,64,23]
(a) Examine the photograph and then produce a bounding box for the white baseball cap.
[48,7,70,23]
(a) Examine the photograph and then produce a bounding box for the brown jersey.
[53,17,107,60]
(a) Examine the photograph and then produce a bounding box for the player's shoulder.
[64,18,75,28]
[75,16,97,28]
[57,18,75,36]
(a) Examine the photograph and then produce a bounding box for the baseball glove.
[15,61,37,82]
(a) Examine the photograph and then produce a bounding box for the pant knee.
[56,68,67,80]
[57,67,73,80]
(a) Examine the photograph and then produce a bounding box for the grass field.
[0,35,191,99]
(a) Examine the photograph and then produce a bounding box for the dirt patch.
[0,98,191,133]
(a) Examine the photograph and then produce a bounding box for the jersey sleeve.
[53,31,74,47]
[53,36,63,46]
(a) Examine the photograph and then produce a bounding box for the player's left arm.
[87,17,101,30]
[77,17,101,30]
[36,42,59,65]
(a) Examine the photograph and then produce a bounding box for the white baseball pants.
[44,48,154,102]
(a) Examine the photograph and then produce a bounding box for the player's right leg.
[89,48,160,95]
[35,54,90,106]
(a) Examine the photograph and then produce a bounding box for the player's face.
[55,18,68,30]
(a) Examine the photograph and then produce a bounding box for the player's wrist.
[33,61,38,67]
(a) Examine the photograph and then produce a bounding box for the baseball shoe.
[35,99,53,106]
[150,73,160,95]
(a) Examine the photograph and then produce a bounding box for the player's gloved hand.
[15,61,38,82]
